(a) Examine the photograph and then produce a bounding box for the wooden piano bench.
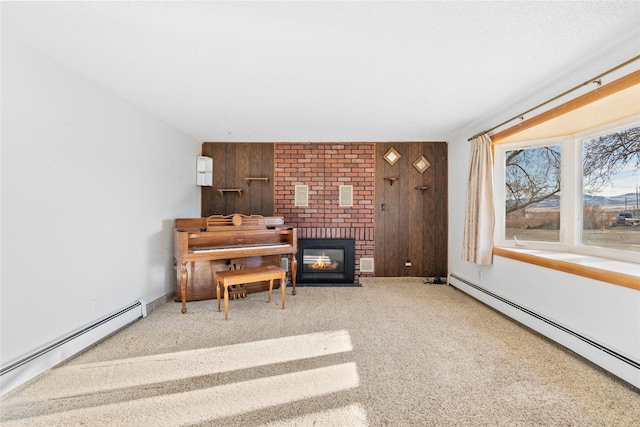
[215,265,286,320]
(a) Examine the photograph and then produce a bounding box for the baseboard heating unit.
[0,299,147,395]
[449,274,639,389]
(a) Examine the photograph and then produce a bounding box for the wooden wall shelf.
[217,189,243,197]
[245,177,269,185]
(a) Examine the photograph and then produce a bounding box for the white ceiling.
[2,1,640,143]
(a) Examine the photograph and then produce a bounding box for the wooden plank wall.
[375,142,448,277]
[201,143,274,217]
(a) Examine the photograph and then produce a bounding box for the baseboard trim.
[0,300,147,395]
[449,273,640,389]
[146,292,174,314]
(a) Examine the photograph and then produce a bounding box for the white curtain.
[463,134,495,265]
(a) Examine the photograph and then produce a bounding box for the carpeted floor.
[1,278,639,426]
[295,282,363,287]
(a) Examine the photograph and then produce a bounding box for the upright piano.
[173,214,297,313]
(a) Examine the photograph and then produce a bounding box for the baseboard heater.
[0,299,147,395]
[449,274,640,388]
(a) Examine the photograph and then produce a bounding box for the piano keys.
[173,214,298,313]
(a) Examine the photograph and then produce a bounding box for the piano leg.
[290,255,297,295]
[179,262,189,313]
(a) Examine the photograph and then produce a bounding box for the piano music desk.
[215,265,286,320]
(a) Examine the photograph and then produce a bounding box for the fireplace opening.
[297,238,355,283]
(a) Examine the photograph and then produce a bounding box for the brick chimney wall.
[274,143,375,281]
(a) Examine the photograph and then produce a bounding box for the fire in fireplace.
[307,252,338,270]
[297,238,355,283]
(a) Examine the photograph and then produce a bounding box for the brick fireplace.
[274,143,375,282]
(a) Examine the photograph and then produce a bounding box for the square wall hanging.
[413,155,431,174]
[383,147,401,165]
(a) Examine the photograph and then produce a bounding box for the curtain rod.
[467,55,640,142]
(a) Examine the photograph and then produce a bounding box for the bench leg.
[224,284,229,320]
[216,280,221,312]
[268,279,274,303]
[281,273,286,309]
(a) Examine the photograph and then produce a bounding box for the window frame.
[494,114,640,264]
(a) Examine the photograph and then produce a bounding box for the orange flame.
[312,252,327,269]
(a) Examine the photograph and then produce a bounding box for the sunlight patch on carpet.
[19,330,353,400]
[3,363,361,427]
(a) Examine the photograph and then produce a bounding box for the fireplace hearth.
[297,238,355,283]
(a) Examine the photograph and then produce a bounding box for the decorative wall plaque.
[339,185,353,207]
[295,185,309,206]
[413,155,431,174]
[383,147,401,166]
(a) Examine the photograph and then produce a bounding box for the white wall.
[0,36,201,367]
[447,30,640,387]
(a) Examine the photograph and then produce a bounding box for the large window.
[494,116,640,263]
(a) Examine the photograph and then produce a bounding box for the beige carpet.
[1,278,639,426]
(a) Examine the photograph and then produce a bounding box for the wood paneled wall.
[375,142,448,277]
[201,143,274,217]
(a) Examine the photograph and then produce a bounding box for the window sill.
[493,247,640,291]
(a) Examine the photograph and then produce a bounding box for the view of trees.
[505,145,561,215]
[505,126,639,218]
[582,126,640,194]
[500,123,639,254]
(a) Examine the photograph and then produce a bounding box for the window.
[502,143,562,244]
[495,115,640,263]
